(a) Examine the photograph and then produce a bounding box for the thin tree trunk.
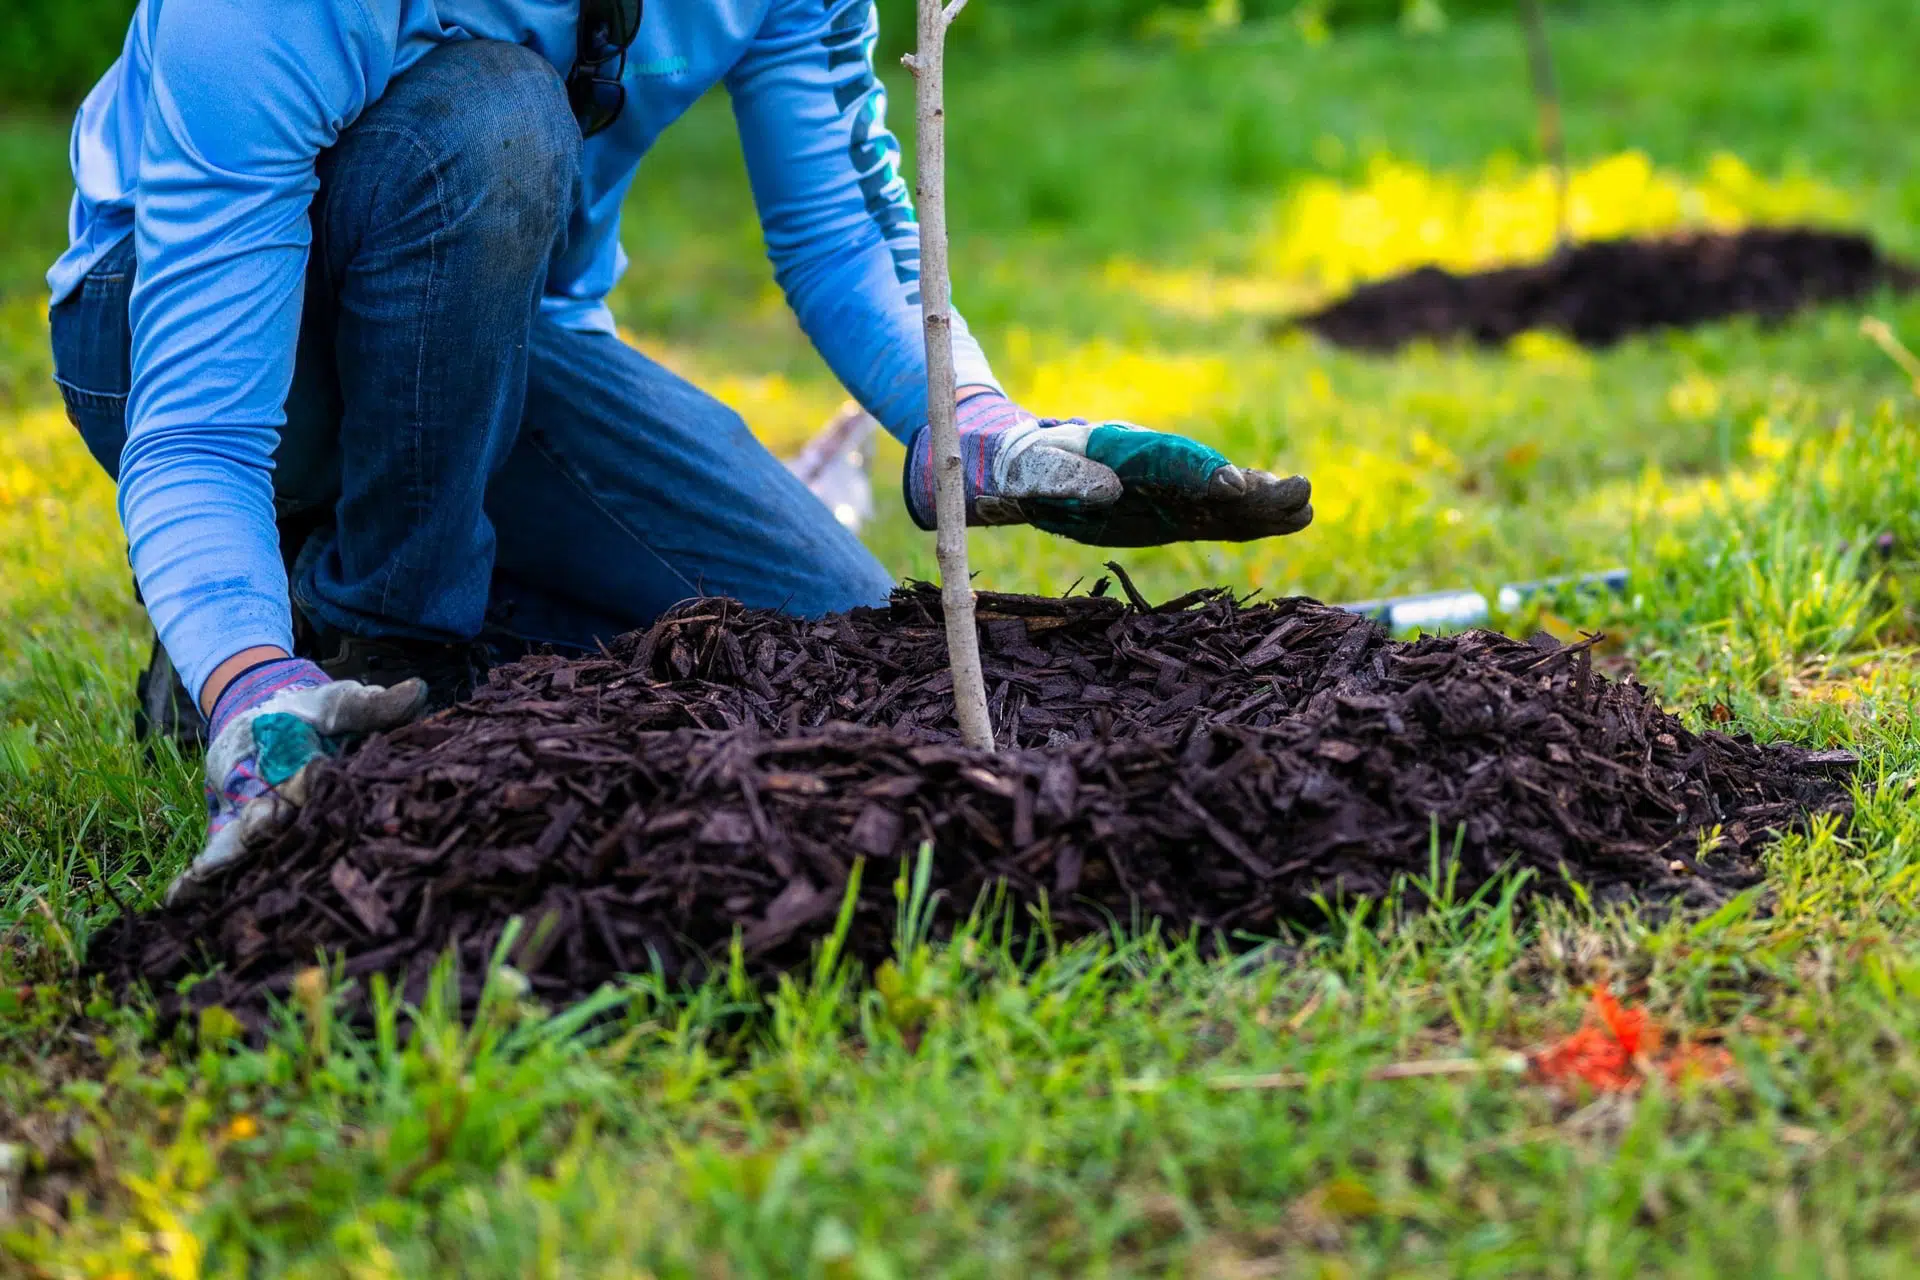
[908,0,994,751]
[1519,0,1570,255]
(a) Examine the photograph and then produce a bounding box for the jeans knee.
[361,41,581,251]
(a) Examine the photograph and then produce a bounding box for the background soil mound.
[87,587,1853,1030]
[1294,227,1918,353]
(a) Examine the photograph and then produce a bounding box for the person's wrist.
[199,645,295,718]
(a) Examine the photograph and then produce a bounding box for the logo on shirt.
[630,55,688,79]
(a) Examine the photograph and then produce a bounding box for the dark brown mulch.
[1292,227,1920,353]
[86,583,1855,1030]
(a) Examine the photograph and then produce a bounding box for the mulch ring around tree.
[87,579,1856,1031]
[1289,226,1920,353]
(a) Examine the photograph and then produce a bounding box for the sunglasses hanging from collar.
[568,0,644,137]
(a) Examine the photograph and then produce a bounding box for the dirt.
[1292,227,1920,353]
[86,579,1855,1030]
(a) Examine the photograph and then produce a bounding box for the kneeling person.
[46,0,1313,899]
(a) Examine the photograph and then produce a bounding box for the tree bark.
[909,0,995,751]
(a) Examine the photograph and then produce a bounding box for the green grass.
[5,0,1920,1272]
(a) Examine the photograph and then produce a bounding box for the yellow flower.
[1667,372,1723,421]
[1748,416,1793,462]
[1508,330,1592,376]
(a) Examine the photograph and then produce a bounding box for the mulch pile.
[87,581,1854,1029]
[1293,227,1919,353]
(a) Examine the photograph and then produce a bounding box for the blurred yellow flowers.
[1260,149,1852,294]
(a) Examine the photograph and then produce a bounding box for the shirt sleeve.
[123,0,391,701]
[724,0,1000,442]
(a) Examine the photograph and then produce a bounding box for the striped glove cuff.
[904,391,1044,530]
[208,657,331,742]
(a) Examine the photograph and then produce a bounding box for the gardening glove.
[903,391,1313,547]
[165,657,427,906]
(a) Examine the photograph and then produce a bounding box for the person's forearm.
[118,424,295,709]
[778,251,1002,439]
[729,0,1003,439]
[120,0,380,714]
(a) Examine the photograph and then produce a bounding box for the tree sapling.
[906,0,995,751]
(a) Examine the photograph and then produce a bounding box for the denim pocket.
[49,236,136,480]
[53,380,129,472]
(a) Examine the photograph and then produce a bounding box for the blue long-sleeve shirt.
[48,0,998,701]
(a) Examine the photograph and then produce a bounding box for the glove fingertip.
[1246,470,1312,510]
[332,675,431,728]
[383,676,431,720]
[1208,464,1249,498]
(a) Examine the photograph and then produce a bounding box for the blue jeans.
[49,40,893,657]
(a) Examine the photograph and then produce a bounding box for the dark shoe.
[133,635,207,758]
[313,633,491,712]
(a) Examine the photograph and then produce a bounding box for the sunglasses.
[568,0,644,138]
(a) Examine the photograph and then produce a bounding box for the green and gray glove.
[903,391,1312,547]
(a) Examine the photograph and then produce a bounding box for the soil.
[1292,227,1920,353]
[86,580,1855,1030]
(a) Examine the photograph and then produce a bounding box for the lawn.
[4,0,1920,1273]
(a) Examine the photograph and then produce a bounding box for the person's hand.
[165,658,427,905]
[903,391,1312,547]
